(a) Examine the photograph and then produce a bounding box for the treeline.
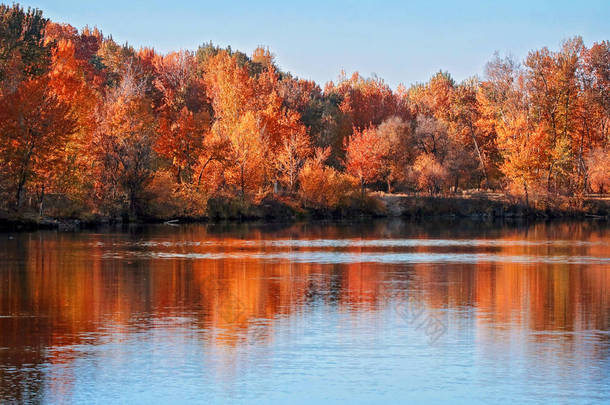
[0,4,608,220]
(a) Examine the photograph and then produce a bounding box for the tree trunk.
[470,129,489,188]
[129,188,137,220]
[360,178,366,207]
[196,157,214,190]
[240,165,245,201]
[38,185,45,218]
[15,173,27,210]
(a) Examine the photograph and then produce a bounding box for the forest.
[0,4,609,222]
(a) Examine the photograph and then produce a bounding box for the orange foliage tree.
[275,130,311,192]
[2,3,610,219]
[153,51,211,184]
[0,77,76,208]
[345,126,388,196]
[299,147,357,209]
[92,70,157,217]
[203,50,307,198]
[413,153,448,195]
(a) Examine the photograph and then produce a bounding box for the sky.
[21,0,610,88]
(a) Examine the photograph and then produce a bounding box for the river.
[0,219,608,404]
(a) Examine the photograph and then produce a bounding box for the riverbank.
[378,193,610,219]
[1,193,608,231]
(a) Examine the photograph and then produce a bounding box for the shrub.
[299,159,359,210]
[145,170,207,219]
[413,153,448,194]
[587,148,609,193]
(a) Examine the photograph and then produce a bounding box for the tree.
[153,51,211,183]
[586,147,609,193]
[203,50,307,197]
[44,29,102,204]
[0,77,76,209]
[323,72,411,167]
[278,77,326,143]
[413,153,448,195]
[251,46,275,70]
[0,4,50,93]
[449,78,493,187]
[524,39,582,192]
[92,70,157,217]
[345,126,387,196]
[299,147,357,209]
[275,130,311,192]
[203,50,262,197]
[409,71,454,120]
[413,116,450,159]
[224,111,265,198]
[578,41,610,190]
[156,107,209,183]
[375,116,414,192]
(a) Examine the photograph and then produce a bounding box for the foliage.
[413,153,448,194]
[91,70,157,218]
[0,4,608,220]
[0,76,76,208]
[299,148,359,209]
[345,126,387,193]
[586,147,610,193]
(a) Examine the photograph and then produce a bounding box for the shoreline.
[2,194,608,232]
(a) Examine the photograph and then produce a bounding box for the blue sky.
[22,0,610,88]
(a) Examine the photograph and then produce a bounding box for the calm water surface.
[0,219,609,404]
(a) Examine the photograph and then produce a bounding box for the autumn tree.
[226,111,266,198]
[578,41,610,190]
[0,4,50,94]
[408,71,454,120]
[0,77,76,209]
[278,77,325,140]
[586,147,609,193]
[203,49,307,198]
[251,46,275,70]
[523,39,583,193]
[153,51,211,184]
[412,116,451,159]
[275,130,311,192]
[39,25,106,206]
[92,69,157,217]
[413,153,448,195]
[449,78,494,187]
[345,126,387,197]
[480,54,546,202]
[324,72,410,166]
[299,147,357,209]
[375,116,414,192]
[203,50,261,197]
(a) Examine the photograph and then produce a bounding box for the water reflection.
[0,219,609,404]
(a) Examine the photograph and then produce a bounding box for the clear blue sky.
[22,0,610,88]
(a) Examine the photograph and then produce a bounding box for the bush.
[205,193,253,220]
[145,170,207,219]
[587,148,609,193]
[413,153,448,194]
[299,159,359,210]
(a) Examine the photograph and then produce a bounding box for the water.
[0,219,608,404]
